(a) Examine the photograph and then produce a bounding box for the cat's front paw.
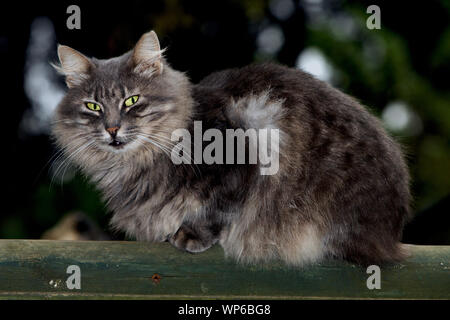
[168,226,215,253]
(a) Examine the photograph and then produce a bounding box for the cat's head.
[52,31,192,170]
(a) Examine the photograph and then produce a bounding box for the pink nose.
[106,126,120,136]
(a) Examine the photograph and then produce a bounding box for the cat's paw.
[168,226,214,253]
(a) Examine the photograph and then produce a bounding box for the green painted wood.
[0,240,448,299]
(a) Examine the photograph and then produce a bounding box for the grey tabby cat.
[52,31,411,266]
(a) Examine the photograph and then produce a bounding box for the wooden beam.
[0,240,448,299]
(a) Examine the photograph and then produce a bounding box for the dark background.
[0,0,449,243]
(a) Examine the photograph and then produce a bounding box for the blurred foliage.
[1,0,449,243]
[304,2,450,210]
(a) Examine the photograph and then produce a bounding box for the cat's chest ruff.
[111,184,203,242]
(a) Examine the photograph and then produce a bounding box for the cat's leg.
[169,222,221,253]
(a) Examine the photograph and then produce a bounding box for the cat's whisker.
[51,119,90,127]
[134,138,154,156]
[134,131,200,177]
[50,146,81,188]
[49,142,81,177]
[130,131,193,160]
[136,134,199,178]
[148,133,201,177]
[133,132,175,150]
[50,139,97,189]
[136,135,172,161]
[47,132,102,177]
[133,132,184,153]
[50,118,74,124]
[60,141,99,186]
[145,132,201,176]
[133,135,172,157]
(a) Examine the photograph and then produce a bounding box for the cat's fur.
[52,31,411,266]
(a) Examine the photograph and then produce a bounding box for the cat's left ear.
[54,45,94,88]
[131,31,164,76]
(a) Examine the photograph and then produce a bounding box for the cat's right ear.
[131,31,165,77]
[52,45,93,88]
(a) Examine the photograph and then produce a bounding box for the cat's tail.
[341,240,411,267]
[379,241,411,265]
[395,242,412,261]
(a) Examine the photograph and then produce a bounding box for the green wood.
[0,240,448,299]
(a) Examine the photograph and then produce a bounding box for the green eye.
[124,95,139,107]
[86,102,101,111]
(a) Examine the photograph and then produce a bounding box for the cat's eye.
[124,95,139,108]
[86,102,101,111]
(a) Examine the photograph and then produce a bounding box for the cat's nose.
[106,126,120,138]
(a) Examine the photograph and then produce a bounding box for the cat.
[51,30,411,266]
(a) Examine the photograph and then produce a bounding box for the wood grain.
[0,240,448,299]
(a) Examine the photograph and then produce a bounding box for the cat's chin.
[109,140,124,148]
[99,140,139,154]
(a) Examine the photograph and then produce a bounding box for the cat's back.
[196,62,411,265]
[196,62,372,124]
[195,63,388,150]
[195,63,410,199]
[197,62,327,98]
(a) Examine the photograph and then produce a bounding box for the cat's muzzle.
[109,139,124,148]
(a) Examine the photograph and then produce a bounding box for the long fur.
[52,34,411,266]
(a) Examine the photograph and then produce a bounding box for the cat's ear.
[131,31,164,76]
[53,45,93,88]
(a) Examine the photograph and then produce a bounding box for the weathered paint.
[0,240,448,299]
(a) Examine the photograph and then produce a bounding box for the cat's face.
[52,31,192,169]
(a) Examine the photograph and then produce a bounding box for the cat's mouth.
[108,139,126,148]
